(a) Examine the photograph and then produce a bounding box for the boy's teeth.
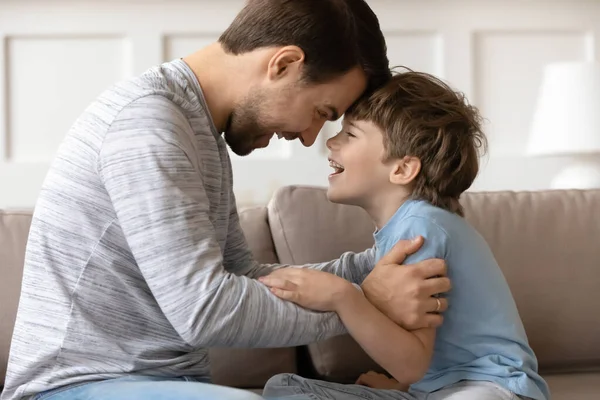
[328,160,345,173]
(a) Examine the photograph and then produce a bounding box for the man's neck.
[182,43,247,133]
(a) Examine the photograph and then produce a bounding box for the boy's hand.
[355,371,407,390]
[258,268,356,312]
[362,236,451,330]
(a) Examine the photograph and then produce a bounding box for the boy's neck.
[362,188,412,231]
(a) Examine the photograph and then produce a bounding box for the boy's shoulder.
[400,199,462,233]
[376,200,452,244]
[380,199,478,248]
[375,200,455,261]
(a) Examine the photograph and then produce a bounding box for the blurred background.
[1,0,599,209]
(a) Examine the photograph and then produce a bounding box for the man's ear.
[389,156,421,185]
[267,45,305,81]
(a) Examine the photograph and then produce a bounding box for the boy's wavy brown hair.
[346,68,487,216]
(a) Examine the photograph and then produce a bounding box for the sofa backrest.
[2,187,599,388]
[0,210,32,387]
[268,186,600,381]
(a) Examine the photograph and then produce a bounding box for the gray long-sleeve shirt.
[1,59,376,400]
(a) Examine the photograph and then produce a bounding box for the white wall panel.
[7,36,128,162]
[474,31,589,156]
[386,32,443,77]
[0,0,598,208]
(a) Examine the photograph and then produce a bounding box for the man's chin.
[229,145,254,157]
[224,136,255,156]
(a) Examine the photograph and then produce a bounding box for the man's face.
[224,67,367,156]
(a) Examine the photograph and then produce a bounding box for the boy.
[258,70,550,400]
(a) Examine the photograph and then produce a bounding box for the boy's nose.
[326,135,338,150]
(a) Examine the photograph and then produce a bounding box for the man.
[1,1,450,399]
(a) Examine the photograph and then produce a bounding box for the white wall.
[0,0,598,208]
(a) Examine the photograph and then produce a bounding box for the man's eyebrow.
[325,105,340,121]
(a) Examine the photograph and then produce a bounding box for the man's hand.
[362,236,451,330]
[355,371,407,391]
[258,268,356,312]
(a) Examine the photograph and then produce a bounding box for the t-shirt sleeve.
[379,215,450,267]
[305,247,377,284]
[98,95,347,349]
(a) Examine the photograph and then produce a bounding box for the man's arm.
[98,95,346,349]
[221,187,283,279]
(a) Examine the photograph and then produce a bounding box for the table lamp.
[527,61,600,189]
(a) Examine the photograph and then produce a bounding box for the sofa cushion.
[268,186,374,265]
[544,372,600,400]
[460,190,600,371]
[0,210,33,386]
[268,186,600,382]
[209,206,297,388]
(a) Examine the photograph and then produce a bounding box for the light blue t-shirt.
[374,199,550,400]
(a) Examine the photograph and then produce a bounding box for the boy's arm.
[337,287,436,388]
[261,216,449,386]
[336,218,449,386]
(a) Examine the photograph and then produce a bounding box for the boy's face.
[325,118,392,207]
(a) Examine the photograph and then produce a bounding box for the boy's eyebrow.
[348,121,366,133]
[325,105,340,121]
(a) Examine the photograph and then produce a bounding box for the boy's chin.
[326,187,351,205]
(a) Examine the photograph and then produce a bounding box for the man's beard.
[224,90,273,156]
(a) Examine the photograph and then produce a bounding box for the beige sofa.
[1,186,599,399]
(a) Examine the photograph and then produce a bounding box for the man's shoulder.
[93,59,203,119]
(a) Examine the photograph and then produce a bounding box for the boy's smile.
[326,119,391,208]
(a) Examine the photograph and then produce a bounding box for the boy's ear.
[267,45,305,82]
[389,156,421,185]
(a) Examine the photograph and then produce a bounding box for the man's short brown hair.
[219,0,391,95]
[347,69,487,216]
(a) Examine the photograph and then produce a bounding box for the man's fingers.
[379,236,424,265]
[422,275,452,296]
[428,296,448,313]
[416,259,448,279]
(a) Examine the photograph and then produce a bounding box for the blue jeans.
[32,375,265,400]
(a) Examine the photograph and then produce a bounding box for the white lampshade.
[527,62,600,156]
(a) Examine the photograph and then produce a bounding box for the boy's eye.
[345,131,356,138]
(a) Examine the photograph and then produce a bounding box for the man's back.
[374,199,550,400]
[1,60,231,400]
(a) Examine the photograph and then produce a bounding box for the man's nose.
[299,120,326,147]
